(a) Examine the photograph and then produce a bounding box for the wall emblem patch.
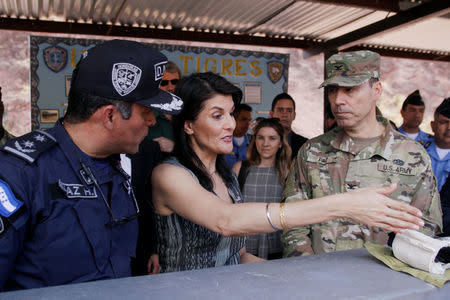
[112,63,142,96]
[267,61,284,83]
[43,46,68,73]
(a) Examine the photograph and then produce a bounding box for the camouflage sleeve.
[281,150,315,257]
[412,155,443,236]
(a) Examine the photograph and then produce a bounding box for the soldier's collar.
[330,117,393,160]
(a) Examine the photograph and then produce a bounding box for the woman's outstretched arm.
[152,163,423,237]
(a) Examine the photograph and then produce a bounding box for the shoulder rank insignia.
[2,130,57,163]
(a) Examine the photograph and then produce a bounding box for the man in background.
[426,98,450,235]
[282,50,442,257]
[398,90,431,145]
[149,61,182,153]
[225,104,252,168]
[129,63,183,275]
[269,93,307,158]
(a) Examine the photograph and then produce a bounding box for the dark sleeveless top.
[155,157,246,273]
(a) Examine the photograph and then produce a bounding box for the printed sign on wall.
[30,36,289,130]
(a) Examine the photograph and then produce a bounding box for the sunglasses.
[160,79,179,86]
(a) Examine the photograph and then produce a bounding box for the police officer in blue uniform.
[224,104,252,168]
[425,98,450,235]
[426,98,450,191]
[398,90,432,145]
[0,40,183,291]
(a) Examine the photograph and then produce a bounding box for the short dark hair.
[368,77,379,87]
[402,90,424,111]
[64,88,132,124]
[166,61,182,79]
[172,72,242,192]
[234,103,252,117]
[271,93,295,111]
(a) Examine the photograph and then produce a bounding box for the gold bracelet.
[279,202,288,230]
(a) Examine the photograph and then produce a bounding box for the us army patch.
[58,180,97,199]
[3,130,57,163]
[0,179,23,217]
[377,162,415,176]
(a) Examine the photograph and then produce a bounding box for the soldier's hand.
[342,183,424,233]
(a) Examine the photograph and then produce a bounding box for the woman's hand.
[338,183,424,233]
[147,253,161,274]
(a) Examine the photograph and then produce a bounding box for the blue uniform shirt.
[0,120,138,291]
[224,133,251,169]
[397,126,432,146]
[425,139,450,192]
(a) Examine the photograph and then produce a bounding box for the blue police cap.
[71,39,183,115]
[435,97,450,119]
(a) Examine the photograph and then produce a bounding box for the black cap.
[435,97,450,119]
[403,90,424,108]
[71,39,183,115]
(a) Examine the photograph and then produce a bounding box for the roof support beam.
[305,0,450,57]
[0,17,318,48]
[243,0,298,34]
[301,0,400,12]
[106,0,127,35]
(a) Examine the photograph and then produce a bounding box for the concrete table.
[1,248,449,299]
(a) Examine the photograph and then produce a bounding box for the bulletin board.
[30,36,289,130]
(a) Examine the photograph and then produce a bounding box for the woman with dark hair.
[232,118,291,260]
[152,72,424,273]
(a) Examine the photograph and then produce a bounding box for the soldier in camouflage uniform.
[282,50,442,257]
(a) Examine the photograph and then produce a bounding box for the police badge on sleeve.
[0,179,23,218]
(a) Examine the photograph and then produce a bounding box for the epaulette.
[2,130,57,163]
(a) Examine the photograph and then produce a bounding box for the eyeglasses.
[160,79,179,86]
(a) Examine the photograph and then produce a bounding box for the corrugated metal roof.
[0,0,449,60]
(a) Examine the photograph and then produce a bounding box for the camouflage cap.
[319,50,380,88]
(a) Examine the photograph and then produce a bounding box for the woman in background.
[152,72,424,273]
[233,118,291,260]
